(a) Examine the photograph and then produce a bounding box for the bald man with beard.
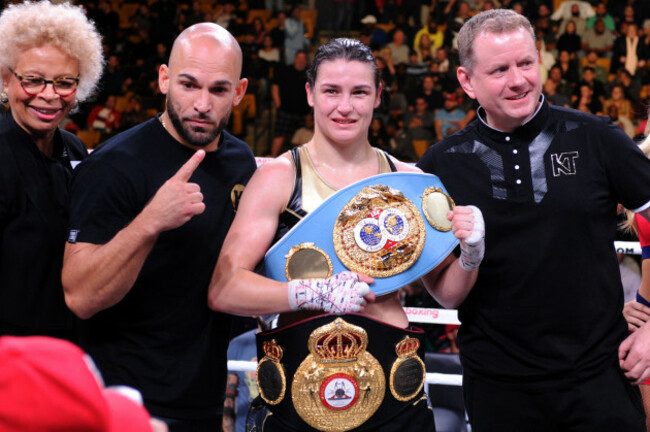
[62,23,257,431]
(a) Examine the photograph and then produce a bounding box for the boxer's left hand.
[449,205,485,271]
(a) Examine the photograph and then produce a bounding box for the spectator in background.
[243,46,271,103]
[87,94,121,134]
[581,49,610,84]
[269,10,286,58]
[284,6,310,66]
[91,0,119,48]
[290,113,315,147]
[376,0,400,24]
[556,20,582,59]
[333,0,354,31]
[612,68,642,106]
[618,5,639,30]
[558,2,588,37]
[543,73,571,107]
[368,116,390,152]
[222,319,266,432]
[414,33,435,64]
[404,96,435,143]
[604,84,634,124]
[98,54,126,101]
[385,118,418,161]
[259,35,280,64]
[119,94,147,132]
[146,43,170,77]
[376,52,395,91]
[553,49,580,86]
[186,0,206,27]
[132,4,153,35]
[251,17,268,47]
[435,47,451,75]
[387,29,410,66]
[270,50,310,156]
[587,2,616,31]
[429,58,458,95]
[612,23,648,78]
[388,12,418,48]
[574,82,603,114]
[434,92,466,142]
[406,51,429,77]
[360,14,388,49]
[574,66,607,106]
[536,39,556,83]
[613,0,649,28]
[150,0,176,48]
[534,3,558,52]
[582,18,615,58]
[606,103,635,138]
[414,16,445,55]
[411,73,444,112]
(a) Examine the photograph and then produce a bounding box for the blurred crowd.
[17,0,650,159]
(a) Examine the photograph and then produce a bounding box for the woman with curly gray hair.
[0,0,103,340]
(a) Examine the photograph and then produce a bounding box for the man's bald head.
[169,23,243,78]
[158,22,248,151]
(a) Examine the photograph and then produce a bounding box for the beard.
[166,96,230,147]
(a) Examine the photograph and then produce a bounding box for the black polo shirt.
[418,100,650,390]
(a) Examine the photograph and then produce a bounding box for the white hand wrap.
[459,205,485,271]
[287,271,371,313]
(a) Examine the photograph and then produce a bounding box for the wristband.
[637,291,650,308]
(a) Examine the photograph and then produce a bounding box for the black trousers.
[463,363,645,432]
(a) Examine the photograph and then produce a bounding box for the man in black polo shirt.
[418,9,650,431]
[62,23,256,432]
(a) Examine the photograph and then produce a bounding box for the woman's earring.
[0,92,8,104]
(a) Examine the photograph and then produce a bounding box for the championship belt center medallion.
[292,318,384,432]
[333,185,425,278]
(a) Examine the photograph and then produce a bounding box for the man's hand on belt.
[288,271,375,313]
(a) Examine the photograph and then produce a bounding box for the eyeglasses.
[8,67,79,97]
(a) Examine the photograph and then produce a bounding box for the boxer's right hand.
[144,150,206,233]
[287,271,374,313]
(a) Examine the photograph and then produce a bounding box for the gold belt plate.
[292,318,385,432]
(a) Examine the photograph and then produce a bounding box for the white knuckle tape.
[464,205,485,245]
[287,272,368,313]
[459,205,485,271]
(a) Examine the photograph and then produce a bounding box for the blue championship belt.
[264,172,459,295]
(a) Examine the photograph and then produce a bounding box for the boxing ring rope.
[228,241,640,388]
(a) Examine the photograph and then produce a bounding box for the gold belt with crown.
[255,314,427,432]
